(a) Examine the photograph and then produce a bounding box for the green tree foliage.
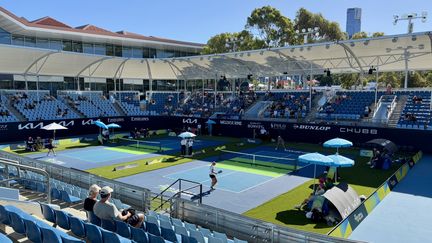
[294,8,345,43]
[372,32,385,37]
[246,6,294,47]
[351,31,368,39]
[201,30,265,55]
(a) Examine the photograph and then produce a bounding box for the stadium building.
[0,6,431,243]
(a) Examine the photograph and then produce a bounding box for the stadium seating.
[147,92,180,115]
[59,91,120,118]
[262,91,311,119]
[397,90,432,129]
[113,92,150,116]
[5,91,80,121]
[317,91,376,121]
[0,95,19,122]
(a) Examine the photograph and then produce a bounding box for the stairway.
[305,92,324,121]
[388,95,408,127]
[113,101,127,116]
[5,100,27,121]
[60,97,86,118]
[244,101,271,118]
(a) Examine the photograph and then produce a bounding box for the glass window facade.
[3,33,198,58]
[0,27,11,44]
[346,8,362,38]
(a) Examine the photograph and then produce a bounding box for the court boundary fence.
[327,151,423,238]
[0,150,152,212]
[172,198,365,243]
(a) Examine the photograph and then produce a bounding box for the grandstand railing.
[0,150,152,212]
[0,158,51,203]
[172,198,366,243]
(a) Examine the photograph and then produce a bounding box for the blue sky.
[1,0,431,44]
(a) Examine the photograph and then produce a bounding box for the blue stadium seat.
[171,218,183,227]
[51,188,61,200]
[174,225,188,237]
[40,226,62,243]
[40,203,56,225]
[23,218,43,243]
[0,232,12,243]
[100,228,133,243]
[0,205,12,224]
[146,221,161,236]
[181,234,198,243]
[54,209,70,230]
[101,218,117,232]
[184,221,197,232]
[61,235,85,243]
[213,231,229,243]
[84,222,103,243]
[189,230,205,243]
[198,227,212,238]
[208,236,224,243]
[60,190,82,204]
[160,226,178,242]
[234,238,248,243]
[115,219,131,238]
[130,226,149,243]
[69,216,86,238]
[147,233,166,243]
[159,218,173,229]
[9,211,26,234]
[86,210,101,226]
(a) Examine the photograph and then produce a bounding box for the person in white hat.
[93,186,131,221]
[83,184,101,212]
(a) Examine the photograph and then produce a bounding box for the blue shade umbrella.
[106,123,121,129]
[298,153,334,191]
[323,138,353,153]
[327,154,354,183]
[178,132,196,139]
[206,120,216,124]
[94,121,108,130]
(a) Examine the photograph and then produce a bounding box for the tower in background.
[346,8,362,38]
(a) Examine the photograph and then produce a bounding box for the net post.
[199,184,202,204]
[253,154,256,166]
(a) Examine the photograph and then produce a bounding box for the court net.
[218,149,299,172]
[115,137,162,152]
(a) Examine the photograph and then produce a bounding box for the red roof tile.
[75,24,113,34]
[31,16,71,28]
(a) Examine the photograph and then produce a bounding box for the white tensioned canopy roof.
[0,32,431,80]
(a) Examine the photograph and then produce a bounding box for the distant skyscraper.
[346,8,362,38]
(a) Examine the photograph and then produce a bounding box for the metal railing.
[151,178,203,211]
[0,158,51,203]
[0,150,152,212]
[172,198,366,243]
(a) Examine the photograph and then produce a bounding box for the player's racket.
[218,170,223,174]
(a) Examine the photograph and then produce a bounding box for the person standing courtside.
[180,138,187,156]
[187,139,194,157]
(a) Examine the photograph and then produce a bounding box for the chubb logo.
[340,127,378,135]
[271,123,287,130]
[293,124,331,131]
[182,118,198,124]
[18,120,74,130]
[354,212,364,223]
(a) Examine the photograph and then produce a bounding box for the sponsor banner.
[340,127,378,135]
[182,118,198,124]
[219,120,243,126]
[130,117,150,122]
[292,124,331,131]
[270,123,287,130]
[247,121,264,129]
[346,204,368,230]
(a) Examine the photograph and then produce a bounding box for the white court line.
[236,175,278,193]
[163,164,210,179]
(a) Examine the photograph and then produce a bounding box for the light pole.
[386,44,425,88]
[295,27,320,44]
[393,12,427,33]
[225,36,244,52]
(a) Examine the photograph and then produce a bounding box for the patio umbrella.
[323,138,353,153]
[94,120,108,130]
[205,120,216,125]
[107,123,121,138]
[42,122,68,140]
[327,154,355,183]
[178,132,196,139]
[298,153,334,192]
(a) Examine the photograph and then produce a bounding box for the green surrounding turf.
[5,139,97,155]
[105,147,150,155]
[243,155,403,234]
[217,157,294,177]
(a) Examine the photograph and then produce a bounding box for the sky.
[1,0,431,44]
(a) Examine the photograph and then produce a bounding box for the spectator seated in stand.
[93,186,144,228]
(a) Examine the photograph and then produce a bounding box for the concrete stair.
[5,100,27,121]
[388,95,408,127]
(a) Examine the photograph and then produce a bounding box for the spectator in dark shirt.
[83,184,101,212]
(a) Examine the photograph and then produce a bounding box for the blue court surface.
[349,155,432,243]
[164,166,273,193]
[26,146,158,170]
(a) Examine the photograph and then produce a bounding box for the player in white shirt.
[209,162,218,190]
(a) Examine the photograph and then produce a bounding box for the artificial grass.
[4,140,97,155]
[243,156,403,234]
